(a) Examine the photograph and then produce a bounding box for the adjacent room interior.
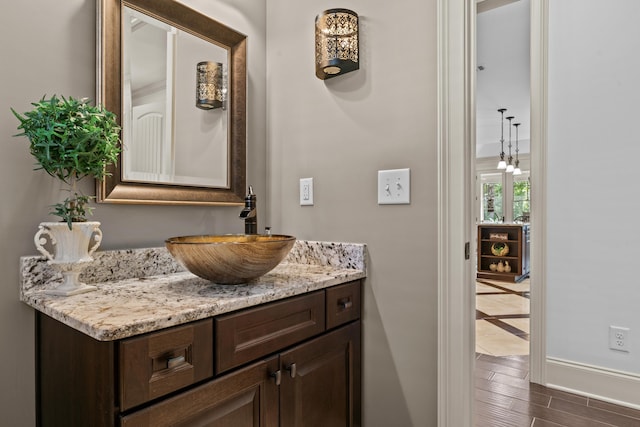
[475,0,531,360]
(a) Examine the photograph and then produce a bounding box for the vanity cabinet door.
[279,321,361,427]
[121,357,279,427]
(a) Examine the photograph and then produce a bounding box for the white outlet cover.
[378,168,410,205]
[300,177,314,206]
[609,325,630,352]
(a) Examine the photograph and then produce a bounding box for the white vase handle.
[88,227,103,256]
[34,225,55,261]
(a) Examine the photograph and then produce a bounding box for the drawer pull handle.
[339,300,353,310]
[271,370,282,386]
[167,355,186,369]
[286,363,297,378]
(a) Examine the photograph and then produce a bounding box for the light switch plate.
[300,177,314,205]
[378,168,410,205]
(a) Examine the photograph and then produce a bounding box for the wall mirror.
[97,0,246,205]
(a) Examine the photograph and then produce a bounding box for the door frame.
[437,0,548,425]
[528,0,548,387]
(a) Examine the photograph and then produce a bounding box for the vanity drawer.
[215,291,325,373]
[119,319,214,411]
[326,281,361,330]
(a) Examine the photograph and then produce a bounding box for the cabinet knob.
[286,363,297,378]
[271,370,282,386]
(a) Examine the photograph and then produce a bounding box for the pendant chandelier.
[495,108,525,174]
[513,122,522,175]
[505,115,515,173]
[497,108,507,170]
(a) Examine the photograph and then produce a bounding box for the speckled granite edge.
[19,240,367,341]
[19,247,186,298]
[20,240,366,294]
[285,240,367,271]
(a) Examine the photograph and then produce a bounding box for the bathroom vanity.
[20,241,366,426]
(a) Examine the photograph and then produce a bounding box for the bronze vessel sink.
[165,234,296,284]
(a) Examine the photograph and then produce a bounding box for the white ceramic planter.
[34,221,102,296]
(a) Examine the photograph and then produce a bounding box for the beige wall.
[266,1,438,425]
[0,0,265,424]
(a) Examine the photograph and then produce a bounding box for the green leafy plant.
[12,95,121,229]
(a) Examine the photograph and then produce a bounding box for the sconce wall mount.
[196,61,224,110]
[315,8,359,80]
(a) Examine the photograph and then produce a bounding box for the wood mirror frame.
[97,0,246,205]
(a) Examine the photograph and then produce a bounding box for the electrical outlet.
[300,178,313,206]
[609,326,630,352]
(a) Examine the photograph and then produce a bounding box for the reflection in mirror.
[122,7,229,187]
[97,0,246,205]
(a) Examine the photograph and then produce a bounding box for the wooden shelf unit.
[477,224,530,283]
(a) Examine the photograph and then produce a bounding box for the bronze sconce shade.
[196,61,224,109]
[315,9,359,80]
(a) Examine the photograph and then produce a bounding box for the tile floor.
[476,278,530,356]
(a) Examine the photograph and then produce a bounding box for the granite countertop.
[20,240,366,341]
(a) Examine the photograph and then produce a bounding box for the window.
[476,157,530,223]
[513,172,530,222]
[480,173,503,222]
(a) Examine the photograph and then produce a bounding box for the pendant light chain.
[505,115,515,173]
[497,108,507,170]
[513,122,522,175]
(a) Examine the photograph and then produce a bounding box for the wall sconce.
[196,61,224,110]
[315,9,359,80]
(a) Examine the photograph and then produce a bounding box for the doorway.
[436,0,548,425]
[474,0,532,360]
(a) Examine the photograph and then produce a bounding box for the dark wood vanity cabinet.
[120,323,360,427]
[36,280,361,427]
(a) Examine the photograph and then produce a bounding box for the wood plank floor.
[475,353,640,426]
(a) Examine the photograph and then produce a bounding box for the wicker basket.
[490,242,510,257]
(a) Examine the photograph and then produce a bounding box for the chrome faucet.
[239,185,257,234]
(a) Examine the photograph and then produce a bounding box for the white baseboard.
[546,357,640,410]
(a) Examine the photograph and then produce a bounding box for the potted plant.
[12,95,121,295]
